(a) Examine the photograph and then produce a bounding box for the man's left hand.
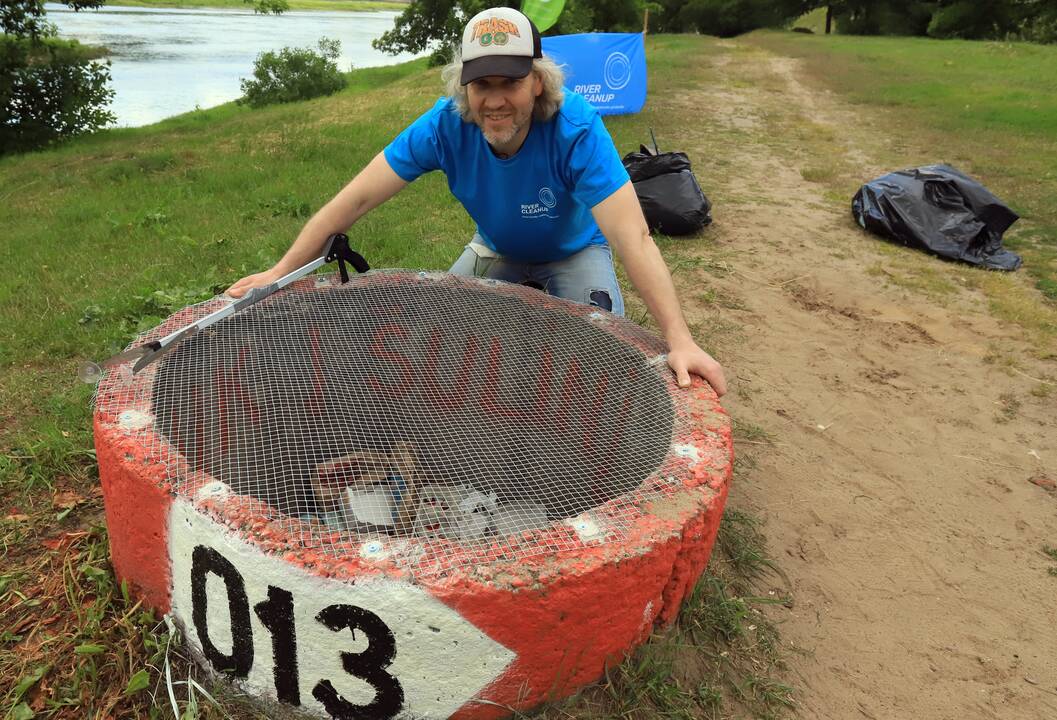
[667,341,727,397]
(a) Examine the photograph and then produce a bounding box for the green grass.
[0,524,173,719]
[7,27,1057,717]
[748,31,1057,348]
[0,56,441,716]
[732,417,774,444]
[536,509,794,720]
[0,59,439,371]
[1,36,797,718]
[763,35,1057,137]
[1043,545,1057,577]
[791,7,828,35]
[0,38,726,441]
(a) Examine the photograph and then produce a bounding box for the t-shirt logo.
[521,187,559,219]
[473,18,520,47]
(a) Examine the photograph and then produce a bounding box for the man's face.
[466,73,543,148]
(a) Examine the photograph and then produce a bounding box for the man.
[228,7,726,396]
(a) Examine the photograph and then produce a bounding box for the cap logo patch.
[472,17,520,46]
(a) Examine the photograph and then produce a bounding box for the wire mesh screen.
[97,271,694,575]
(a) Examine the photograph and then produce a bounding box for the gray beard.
[480,121,520,149]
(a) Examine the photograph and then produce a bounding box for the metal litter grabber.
[80,233,368,382]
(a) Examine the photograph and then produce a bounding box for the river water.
[46,3,418,127]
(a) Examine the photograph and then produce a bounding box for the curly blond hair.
[441,52,566,122]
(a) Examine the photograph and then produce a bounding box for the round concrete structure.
[94,272,732,719]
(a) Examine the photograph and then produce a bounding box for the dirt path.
[648,40,1057,719]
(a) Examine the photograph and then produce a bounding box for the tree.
[372,0,653,65]
[3,0,107,38]
[244,0,290,14]
[820,0,932,36]
[373,0,497,66]
[815,0,1057,41]
[926,0,1024,39]
[372,0,1057,55]
[1,0,115,154]
[669,0,813,37]
[1018,0,1057,42]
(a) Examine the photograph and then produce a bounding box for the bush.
[244,0,289,13]
[1020,10,1057,43]
[0,36,115,154]
[674,0,810,37]
[833,0,932,36]
[239,38,348,108]
[927,1,1011,39]
[2,0,113,155]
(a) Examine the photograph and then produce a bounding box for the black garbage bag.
[623,142,711,236]
[852,164,1021,271]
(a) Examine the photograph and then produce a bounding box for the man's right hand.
[226,267,283,299]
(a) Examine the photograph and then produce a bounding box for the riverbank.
[47,2,418,127]
[3,30,1056,720]
[108,0,407,12]
[0,35,109,60]
[0,41,796,719]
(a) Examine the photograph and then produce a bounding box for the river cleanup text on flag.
[541,33,647,116]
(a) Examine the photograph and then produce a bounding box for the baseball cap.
[460,7,543,86]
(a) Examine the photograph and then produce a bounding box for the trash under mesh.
[96,271,696,574]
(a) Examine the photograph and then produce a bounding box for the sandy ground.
[650,40,1057,719]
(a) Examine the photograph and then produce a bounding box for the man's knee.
[448,246,479,277]
[588,289,613,312]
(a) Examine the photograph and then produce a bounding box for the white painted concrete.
[671,443,703,465]
[117,409,153,430]
[169,499,516,719]
[564,512,604,543]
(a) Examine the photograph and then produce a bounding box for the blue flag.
[540,33,647,116]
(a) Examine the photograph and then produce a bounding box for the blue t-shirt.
[383,90,630,263]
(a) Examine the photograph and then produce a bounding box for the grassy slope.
[0,57,440,715]
[792,7,828,34]
[749,31,1057,318]
[0,35,766,443]
[5,26,1057,719]
[0,59,442,447]
[1,38,792,719]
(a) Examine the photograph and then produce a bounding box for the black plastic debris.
[852,164,1021,271]
[623,132,711,236]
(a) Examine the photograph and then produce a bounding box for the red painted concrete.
[94,274,734,719]
[441,482,729,718]
[94,412,174,613]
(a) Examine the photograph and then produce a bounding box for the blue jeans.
[448,237,625,316]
